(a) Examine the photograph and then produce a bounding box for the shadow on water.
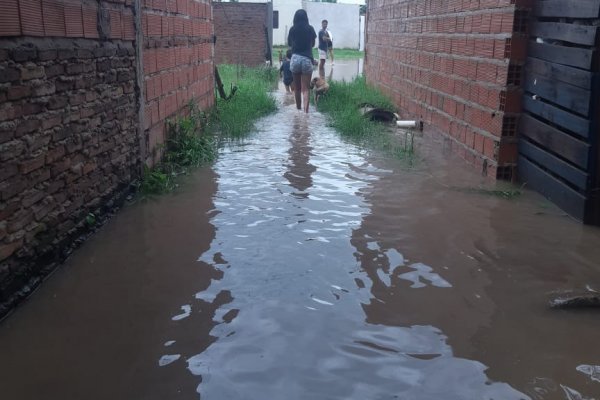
[284,114,316,198]
[0,63,599,400]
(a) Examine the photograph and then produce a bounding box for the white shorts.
[318,49,327,60]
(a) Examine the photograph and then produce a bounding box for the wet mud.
[0,61,599,400]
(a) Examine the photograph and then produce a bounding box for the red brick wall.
[0,0,136,40]
[0,0,139,315]
[142,0,215,166]
[365,0,529,179]
[0,0,215,317]
[213,3,271,66]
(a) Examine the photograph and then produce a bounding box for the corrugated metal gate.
[518,0,600,224]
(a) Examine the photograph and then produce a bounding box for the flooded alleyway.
[1,62,600,400]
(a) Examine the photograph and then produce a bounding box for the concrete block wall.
[0,0,215,317]
[142,0,215,166]
[365,0,530,179]
[213,2,271,66]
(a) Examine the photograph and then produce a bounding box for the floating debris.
[396,120,419,128]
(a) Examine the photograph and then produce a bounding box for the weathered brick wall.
[0,0,139,315]
[365,0,530,179]
[213,2,271,66]
[142,0,215,166]
[0,0,216,317]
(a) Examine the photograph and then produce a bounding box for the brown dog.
[310,77,329,105]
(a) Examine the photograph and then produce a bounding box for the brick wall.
[213,2,271,66]
[142,0,215,166]
[0,0,215,317]
[365,0,530,179]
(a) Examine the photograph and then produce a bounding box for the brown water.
[1,62,600,400]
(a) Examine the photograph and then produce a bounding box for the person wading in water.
[287,9,317,113]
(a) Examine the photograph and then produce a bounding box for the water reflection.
[0,169,222,400]
[321,58,363,82]
[0,59,599,400]
[348,136,600,399]
[284,114,316,197]
[184,91,531,399]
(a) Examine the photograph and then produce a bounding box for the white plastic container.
[396,120,418,128]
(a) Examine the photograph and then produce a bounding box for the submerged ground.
[0,60,599,400]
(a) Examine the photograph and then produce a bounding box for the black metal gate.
[518,0,600,224]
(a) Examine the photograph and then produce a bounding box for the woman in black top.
[287,9,317,113]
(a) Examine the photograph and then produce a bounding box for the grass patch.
[313,48,363,60]
[316,75,414,159]
[317,75,396,136]
[140,104,217,195]
[211,64,278,137]
[273,46,364,61]
[140,64,278,195]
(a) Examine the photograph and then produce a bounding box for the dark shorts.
[283,77,293,86]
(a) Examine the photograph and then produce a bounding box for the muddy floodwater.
[1,62,600,400]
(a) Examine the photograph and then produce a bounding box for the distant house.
[273,1,362,49]
[234,0,363,49]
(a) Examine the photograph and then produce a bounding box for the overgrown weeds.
[140,103,217,195]
[212,64,278,137]
[140,65,278,195]
[317,75,414,159]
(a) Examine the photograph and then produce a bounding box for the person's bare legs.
[329,48,334,65]
[301,73,312,113]
[292,72,302,110]
[319,58,325,78]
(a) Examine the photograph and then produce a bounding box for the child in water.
[279,49,293,93]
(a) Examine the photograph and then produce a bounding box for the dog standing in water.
[310,77,329,106]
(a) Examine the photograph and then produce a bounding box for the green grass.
[212,64,278,137]
[140,65,278,194]
[140,103,217,195]
[318,75,395,136]
[316,75,415,159]
[273,46,363,60]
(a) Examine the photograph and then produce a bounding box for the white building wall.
[303,2,360,49]
[272,0,303,46]
[271,0,361,49]
[359,15,365,51]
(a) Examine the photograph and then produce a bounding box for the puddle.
[0,70,599,400]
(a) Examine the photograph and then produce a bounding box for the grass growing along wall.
[319,77,522,197]
[316,76,415,159]
[212,64,278,137]
[140,104,217,194]
[317,75,396,137]
[141,65,278,194]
